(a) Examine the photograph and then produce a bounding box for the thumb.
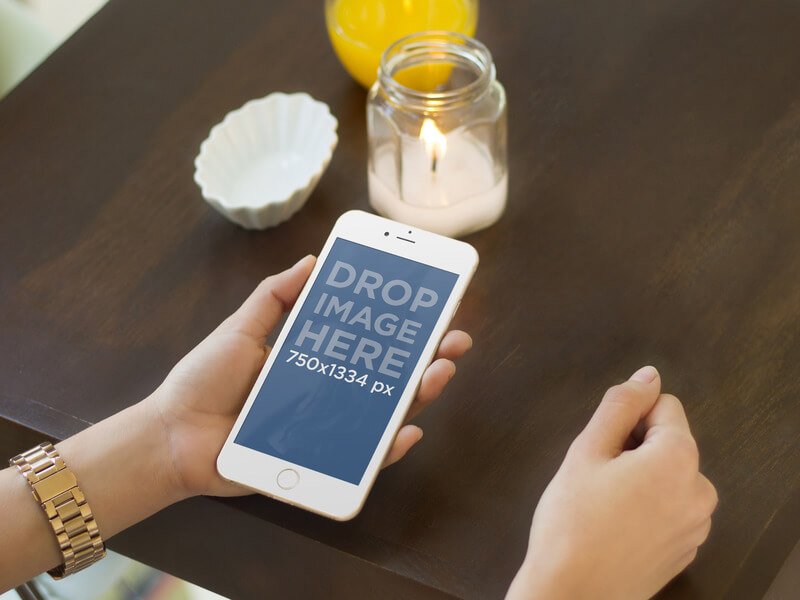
[576,366,662,458]
[221,255,316,343]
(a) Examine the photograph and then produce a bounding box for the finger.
[577,366,662,458]
[222,255,316,343]
[623,418,648,451]
[404,331,470,423]
[692,517,712,547]
[434,330,472,361]
[696,473,719,517]
[642,393,692,444]
[406,359,456,421]
[382,425,423,468]
[674,547,699,574]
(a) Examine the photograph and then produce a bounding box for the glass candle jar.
[367,31,507,238]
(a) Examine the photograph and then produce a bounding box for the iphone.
[217,210,478,520]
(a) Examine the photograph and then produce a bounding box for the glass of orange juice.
[325,0,478,89]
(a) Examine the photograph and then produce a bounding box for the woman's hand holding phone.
[146,255,472,500]
[3,256,470,588]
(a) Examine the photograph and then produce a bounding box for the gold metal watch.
[10,442,106,578]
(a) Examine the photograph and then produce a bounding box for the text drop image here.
[235,239,458,484]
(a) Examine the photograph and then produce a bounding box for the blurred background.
[0,550,227,600]
[0,0,107,97]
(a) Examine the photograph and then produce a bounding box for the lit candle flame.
[420,119,447,173]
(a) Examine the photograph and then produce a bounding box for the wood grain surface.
[1,0,799,598]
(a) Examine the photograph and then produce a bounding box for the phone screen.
[235,238,459,485]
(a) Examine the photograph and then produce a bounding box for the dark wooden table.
[2,0,800,598]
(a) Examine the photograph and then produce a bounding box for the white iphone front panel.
[217,210,478,520]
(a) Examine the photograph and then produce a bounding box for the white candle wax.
[368,131,507,238]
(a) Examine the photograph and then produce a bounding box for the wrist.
[141,390,194,503]
[56,398,186,540]
[133,397,193,505]
[506,555,573,600]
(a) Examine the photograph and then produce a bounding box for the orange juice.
[326,0,477,89]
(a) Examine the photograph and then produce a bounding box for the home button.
[277,468,299,490]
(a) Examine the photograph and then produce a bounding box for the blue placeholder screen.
[235,238,459,485]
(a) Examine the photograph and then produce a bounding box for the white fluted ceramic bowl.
[194,92,338,229]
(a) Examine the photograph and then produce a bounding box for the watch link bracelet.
[10,442,106,578]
